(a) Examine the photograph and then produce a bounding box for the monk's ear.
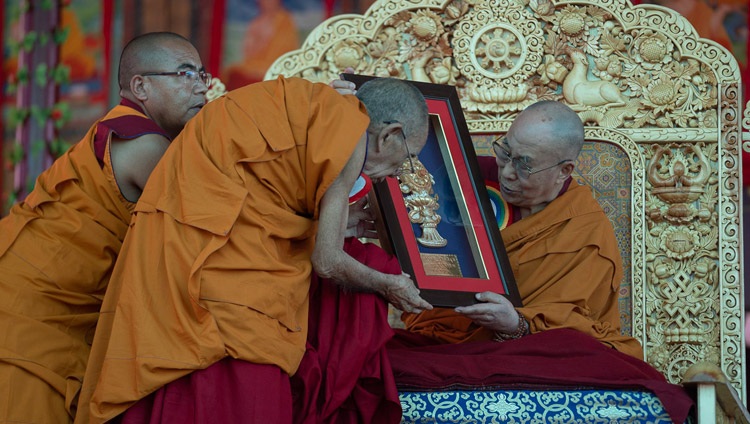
[378,122,403,151]
[372,128,388,153]
[559,161,575,180]
[130,75,149,101]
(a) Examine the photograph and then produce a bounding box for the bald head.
[118,32,192,92]
[512,100,584,159]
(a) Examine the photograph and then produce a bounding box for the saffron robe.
[0,103,168,423]
[403,164,643,359]
[78,77,370,423]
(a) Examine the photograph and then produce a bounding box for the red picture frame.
[343,74,521,308]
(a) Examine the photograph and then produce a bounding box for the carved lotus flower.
[649,82,676,105]
[408,10,444,43]
[632,30,673,69]
[445,1,468,20]
[557,6,587,36]
[430,58,456,84]
[330,41,365,69]
[639,37,668,63]
[659,227,699,260]
[643,74,683,113]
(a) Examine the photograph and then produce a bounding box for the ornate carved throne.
[267,0,746,421]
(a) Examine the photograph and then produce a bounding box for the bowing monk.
[77,76,432,423]
[0,32,211,423]
[402,100,643,358]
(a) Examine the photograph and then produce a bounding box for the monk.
[402,100,642,357]
[388,100,694,423]
[0,32,210,423]
[77,76,432,423]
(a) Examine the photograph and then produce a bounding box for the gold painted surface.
[420,252,463,277]
[399,158,448,248]
[268,0,745,402]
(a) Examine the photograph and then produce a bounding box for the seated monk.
[75,76,433,423]
[402,100,641,357]
[389,100,694,423]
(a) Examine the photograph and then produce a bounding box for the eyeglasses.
[383,120,416,174]
[492,136,571,179]
[141,70,212,87]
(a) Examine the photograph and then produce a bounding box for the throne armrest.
[682,362,750,424]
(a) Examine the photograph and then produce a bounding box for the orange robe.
[403,179,643,359]
[79,77,370,423]
[0,104,166,423]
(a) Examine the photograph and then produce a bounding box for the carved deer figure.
[563,48,626,107]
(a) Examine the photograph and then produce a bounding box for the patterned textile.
[399,389,688,424]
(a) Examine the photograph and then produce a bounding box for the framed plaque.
[343,74,521,308]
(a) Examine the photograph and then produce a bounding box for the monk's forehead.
[136,38,199,70]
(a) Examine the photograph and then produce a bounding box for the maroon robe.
[113,238,401,423]
[387,328,694,423]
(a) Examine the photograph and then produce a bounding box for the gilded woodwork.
[267,0,745,401]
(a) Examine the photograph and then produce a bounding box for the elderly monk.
[77,76,432,423]
[0,32,210,423]
[402,100,642,358]
[388,101,695,423]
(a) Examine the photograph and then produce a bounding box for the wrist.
[493,310,529,342]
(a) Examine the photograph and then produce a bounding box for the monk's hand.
[345,197,378,239]
[330,79,356,96]
[381,272,433,314]
[455,291,518,333]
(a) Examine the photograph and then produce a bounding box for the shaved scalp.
[517,100,585,158]
[118,32,191,92]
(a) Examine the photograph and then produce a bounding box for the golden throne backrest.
[267,0,744,397]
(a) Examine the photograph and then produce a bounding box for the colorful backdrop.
[1,0,748,214]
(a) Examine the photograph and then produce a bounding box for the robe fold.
[111,238,402,424]
[78,77,371,423]
[404,168,642,359]
[291,237,401,424]
[0,102,167,423]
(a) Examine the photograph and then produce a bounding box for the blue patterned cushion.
[399,389,680,423]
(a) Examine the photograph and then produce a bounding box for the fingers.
[396,296,433,314]
[357,221,378,239]
[329,78,357,96]
[474,291,506,304]
[387,272,433,313]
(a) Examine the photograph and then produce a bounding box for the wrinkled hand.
[454,291,518,333]
[329,67,357,95]
[346,197,378,238]
[381,272,433,314]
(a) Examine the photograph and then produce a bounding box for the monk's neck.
[518,202,549,219]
